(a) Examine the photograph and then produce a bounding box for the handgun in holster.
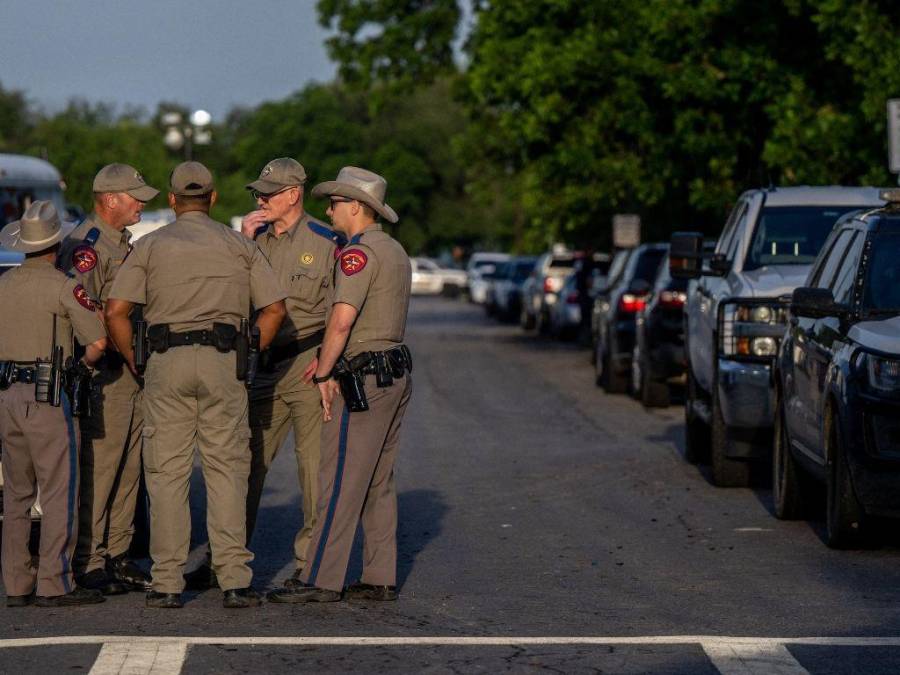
[65,357,94,418]
[147,324,169,355]
[133,306,148,374]
[0,362,14,390]
[246,326,261,389]
[334,357,369,413]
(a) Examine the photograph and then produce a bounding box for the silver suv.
[671,186,885,487]
[520,247,577,332]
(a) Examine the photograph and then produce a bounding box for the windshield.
[863,232,900,313]
[512,260,535,281]
[549,257,575,268]
[634,248,667,283]
[745,206,865,270]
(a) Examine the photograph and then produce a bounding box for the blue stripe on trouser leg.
[60,393,77,593]
[307,404,350,587]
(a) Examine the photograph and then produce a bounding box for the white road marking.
[1,634,898,675]
[702,640,808,674]
[88,641,187,675]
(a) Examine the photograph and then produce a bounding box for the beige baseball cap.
[169,161,215,196]
[93,163,159,202]
[311,166,398,223]
[0,200,73,253]
[246,158,307,194]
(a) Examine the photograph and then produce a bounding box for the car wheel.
[710,376,752,487]
[684,365,709,464]
[520,305,535,330]
[604,345,628,394]
[772,395,809,520]
[641,352,670,408]
[630,347,643,399]
[594,339,605,387]
[825,409,867,549]
[537,307,551,335]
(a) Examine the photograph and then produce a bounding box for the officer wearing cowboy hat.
[268,166,413,603]
[0,201,108,607]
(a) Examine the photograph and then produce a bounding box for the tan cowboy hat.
[0,200,73,253]
[311,166,398,223]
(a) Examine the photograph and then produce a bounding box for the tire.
[520,305,535,330]
[604,346,628,394]
[825,410,867,549]
[772,396,808,520]
[594,339,605,387]
[630,347,643,400]
[536,307,551,335]
[710,377,752,487]
[641,354,670,408]
[684,366,709,464]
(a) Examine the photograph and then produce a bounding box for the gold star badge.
[301,253,314,265]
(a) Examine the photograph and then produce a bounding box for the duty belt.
[268,329,325,366]
[342,345,412,382]
[147,323,238,354]
[0,362,37,386]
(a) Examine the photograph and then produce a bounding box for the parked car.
[590,249,633,363]
[773,190,900,547]
[492,256,538,322]
[547,273,582,339]
[593,243,668,393]
[467,252,510,304]
[631,252,689,407]
[411,257,446,295]
[520,247,577,332]
[0,153,71,229]
[671,185,886,487]
[411,257,467,296]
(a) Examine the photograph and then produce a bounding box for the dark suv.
[593,243,668,393]
[773,189,900,548]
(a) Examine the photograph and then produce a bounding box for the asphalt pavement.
[2,296,900,673]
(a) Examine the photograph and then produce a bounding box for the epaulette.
[308,220,348,248]
[84,227,100,246]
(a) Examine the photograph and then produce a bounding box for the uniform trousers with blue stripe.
[301,373,412,592]
[0,383,80,598]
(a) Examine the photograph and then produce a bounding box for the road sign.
[888,99,900,174]
[612,214,641,249]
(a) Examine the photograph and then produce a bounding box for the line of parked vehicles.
[469,184,900,550]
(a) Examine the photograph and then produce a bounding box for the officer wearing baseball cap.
[0,201,108,607]
[105,162,287,609]
[185,157,345,592]
[268,166,412,604]
[58,163,158,596]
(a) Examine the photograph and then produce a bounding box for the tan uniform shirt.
[59,214,133,305]
[0,258,106,362]
[256,214,339,346]
[329,223,411,358]
[109,211,285,331]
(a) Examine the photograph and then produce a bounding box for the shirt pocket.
[291,268,327,309]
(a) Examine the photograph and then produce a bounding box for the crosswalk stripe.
[702,641,809,675]
[88,641,188,675]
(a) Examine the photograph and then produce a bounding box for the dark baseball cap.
[93,163,159,202]
[246,158,307,194]
[169,161,215,196]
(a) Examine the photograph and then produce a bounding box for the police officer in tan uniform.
[185,158,345,591]
[0,201,108,607]
[105,162,287,609]
[58,163,158,595]
[268,166,412,603]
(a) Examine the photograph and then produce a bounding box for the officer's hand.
[302,357,318,384]
[241,210,268,239]
[319,379,339,421]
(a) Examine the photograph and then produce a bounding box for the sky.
[0,0,338,120]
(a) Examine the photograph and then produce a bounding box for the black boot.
[344,582,398,601]
[267,584,341,603]
[223,587,262,608]
[106,554,152,591]
[183,562,218,591]
[36,587,105,607]
[77,568,129,596]
[6,593,34,607]
[145,591,183,609]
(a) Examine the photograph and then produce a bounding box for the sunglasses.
[251,186,295,202]
[329,197,353,209]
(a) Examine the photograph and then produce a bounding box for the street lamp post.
[162,110,212,160]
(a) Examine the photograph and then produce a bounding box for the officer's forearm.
[316,304,357,378]
[105,299,136,367]
[84,339,107,367]
[254,300,286,350]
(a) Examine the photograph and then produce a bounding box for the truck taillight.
[544,277,562,294]
[619,294,647,313]
[659,290,687,308]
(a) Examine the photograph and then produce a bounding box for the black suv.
[593,243,668,393]
[773,189,900,548]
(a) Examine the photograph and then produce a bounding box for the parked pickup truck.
[670,186,885,487]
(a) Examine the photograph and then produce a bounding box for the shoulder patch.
[73,284,97,311]
[72,244,98,273]
[340,249,368,276]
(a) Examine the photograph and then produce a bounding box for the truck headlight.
[719,301,788,360]
[866,353,900,394]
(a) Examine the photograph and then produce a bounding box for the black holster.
[334,358,369,413]
[65,359,94,418]
[133,308,148,375]
[147,324,170,354]
[236,318,249,381]
[0,362,14,390]
[35,346,63,407]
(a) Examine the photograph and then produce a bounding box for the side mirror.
[670,232,703,279]
[707,253,731,276]
[628,279,652,295]
[791,287,837,319]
